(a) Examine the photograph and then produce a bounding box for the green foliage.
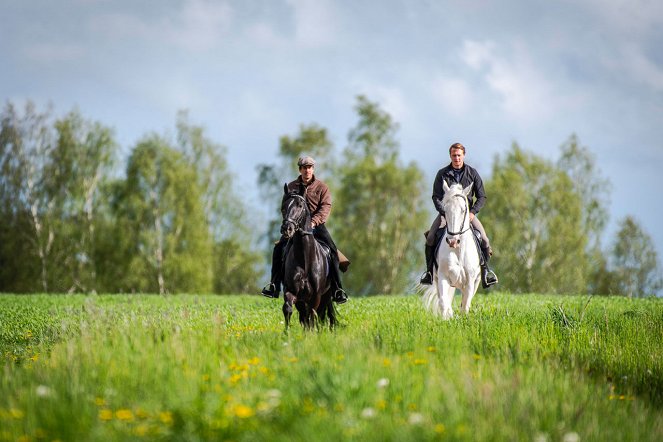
[483,144,588,293]
[610,216,663,297]
[0,102,260,295]
[1,294,662,441]
[334,96,428,294]
[118,136,213,294]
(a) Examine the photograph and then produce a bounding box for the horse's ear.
[443,180,450,192]
[283,183,288,194]
[463,182,474,197]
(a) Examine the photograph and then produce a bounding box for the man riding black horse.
[262,156,349,304]
[420,142,498,288]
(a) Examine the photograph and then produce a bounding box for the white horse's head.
[442,181,473,248]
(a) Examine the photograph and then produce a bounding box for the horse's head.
[442,181,473,248]
[281,185,310,239]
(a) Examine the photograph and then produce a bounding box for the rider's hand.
[311,221,316,229]
[469,212,475,221]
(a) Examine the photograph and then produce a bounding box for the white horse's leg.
[438,275,454,320]
[460,275,481,314]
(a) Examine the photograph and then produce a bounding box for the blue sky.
[2,0,663,264]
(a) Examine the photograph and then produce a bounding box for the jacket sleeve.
[470,169,486,214]
[311,184,332,226]
[432,170,446,215]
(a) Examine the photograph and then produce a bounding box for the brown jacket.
[282,175,332,226]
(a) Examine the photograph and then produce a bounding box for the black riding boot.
[262,239,285,298]
[481,247,498,289]
[330,256,348,304]
[419,244,434,285]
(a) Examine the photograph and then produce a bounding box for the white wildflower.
[361,407,377,419]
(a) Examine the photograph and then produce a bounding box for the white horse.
[422,181,481,319]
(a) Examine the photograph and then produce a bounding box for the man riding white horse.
[420,142,498,288]
[262,156,349,304]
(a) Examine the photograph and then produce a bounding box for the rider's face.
[299,165,314,183]
[450,148,465,169]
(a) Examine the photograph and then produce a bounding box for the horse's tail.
[420,274,440,316]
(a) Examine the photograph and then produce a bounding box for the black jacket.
[432,163,486,216]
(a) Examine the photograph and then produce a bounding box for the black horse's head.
[281,184,310,239]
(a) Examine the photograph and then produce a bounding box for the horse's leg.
[437,274,455,320]
[460,275,481,314]
[283,291,295,331]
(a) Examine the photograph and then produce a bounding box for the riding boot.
[481,247,498,289]
[330,255,348,304]
[262,240,285,298]
[419,244,434,285]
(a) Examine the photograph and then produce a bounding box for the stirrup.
[482,269,498,289]
[419,271,433,285]
[334,288,348,304]
[261,283,279,298]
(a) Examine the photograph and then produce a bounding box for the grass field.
[1,293,662,441]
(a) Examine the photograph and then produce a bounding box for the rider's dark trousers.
[270,223,344,290]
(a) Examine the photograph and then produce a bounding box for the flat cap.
[297,156,315,167]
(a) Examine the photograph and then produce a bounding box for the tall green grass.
[1,293,662,441]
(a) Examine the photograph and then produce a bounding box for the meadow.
[1,293,662,441]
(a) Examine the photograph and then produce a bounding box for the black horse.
[280,186,336,330]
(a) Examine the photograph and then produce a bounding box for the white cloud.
[90,0,233,52]
[245,22,289,49]
[286,0,337,48]
[430,75,474,117]
[577,0,663,37]
[460,40,561,122]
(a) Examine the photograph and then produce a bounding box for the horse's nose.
[281,223,294,238]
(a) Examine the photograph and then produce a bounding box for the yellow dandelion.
[10,408,24,419]
[473,354,482,360]
[336,355,345,360]
[248,357,260,365]
[435,423,446,434]
[159,411,173,425]
[229,374,243,384]
[29,353,39,361]
[427,346,436,352]
[259,366,270,375]
[413,359,427,365]
[98,409,113,421]
[135,408,150,419]
[134,424,149,436]
[25,330,33,338]
[289,357,299,363]
[94,397,106,406]
[376,399,387,410]
[233,405,255,419]
[407,403,418,411]
[115,409,134,421]
[382,358,391,367]
[201,374,210,382]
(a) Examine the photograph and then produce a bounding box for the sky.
[2,0,663,268]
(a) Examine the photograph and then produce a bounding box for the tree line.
[1,97,661,296]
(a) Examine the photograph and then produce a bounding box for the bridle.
[446,193,470,239]
[283,194,313,236]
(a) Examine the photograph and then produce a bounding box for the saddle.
[431,226,487,267]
